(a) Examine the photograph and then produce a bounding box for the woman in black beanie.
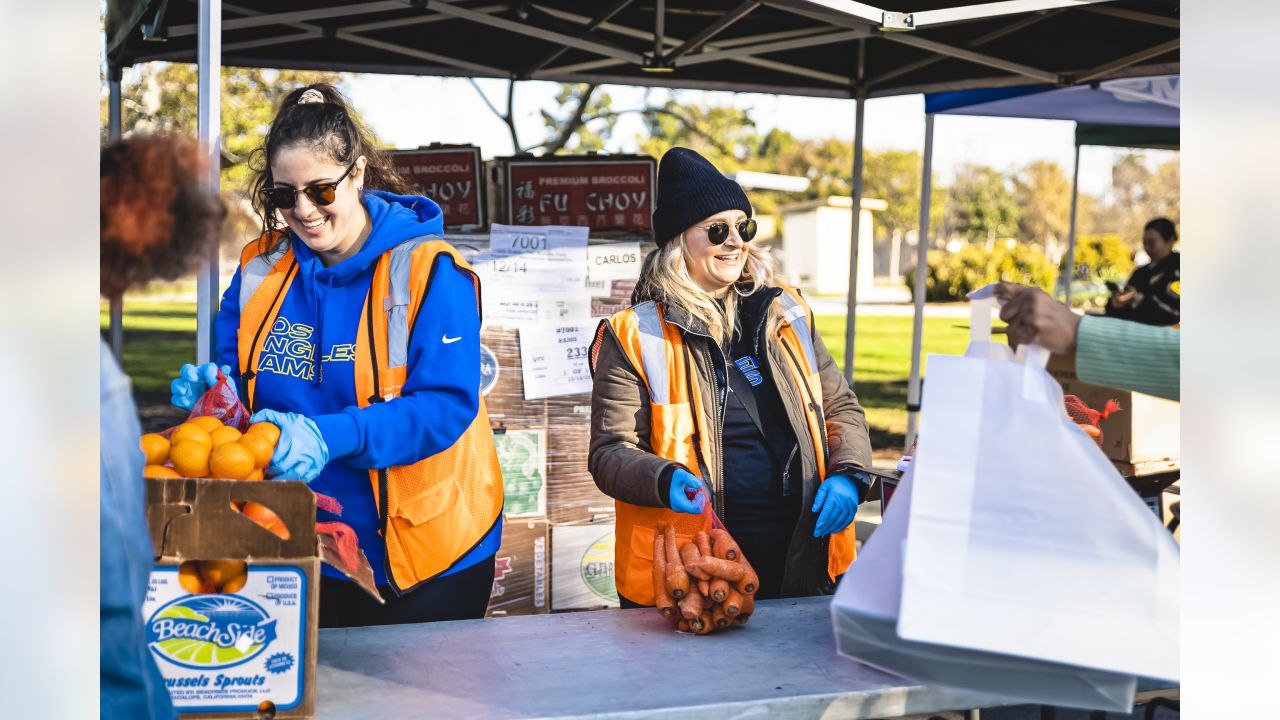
[588,147,876,606]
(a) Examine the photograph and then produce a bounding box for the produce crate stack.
[445,155,659,615]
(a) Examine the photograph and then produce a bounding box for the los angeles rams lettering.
[257,317,354,382]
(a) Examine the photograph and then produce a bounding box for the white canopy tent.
[905,74,1180,446]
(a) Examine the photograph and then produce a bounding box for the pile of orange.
[141,417,279,481]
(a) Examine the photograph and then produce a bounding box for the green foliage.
[1012,160,1071,244]
[947,164,1020,242]
[538,83,618,154]
[906,243,1058,302]
[1066,233,1134,283]
[108,64,350,194]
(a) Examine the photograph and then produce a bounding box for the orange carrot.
[723,589,744,616]
[710,529,739,560]
[663,524,689,599]
[681,542,709,581]
[696,556,745,582]
[694,610,715,635]
[653,533,675,617]
[712,605,730,629]
[734,557,759,595]
[678,589,704,621]
[709,577,730,603]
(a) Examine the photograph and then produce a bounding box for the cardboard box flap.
[147,478,317,560]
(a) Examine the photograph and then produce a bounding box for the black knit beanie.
[652,147,752,246]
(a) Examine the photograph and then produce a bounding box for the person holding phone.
[588,147,874,607]
[1106,218,1180,326]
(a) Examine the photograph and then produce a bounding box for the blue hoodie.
[216,191,501,586]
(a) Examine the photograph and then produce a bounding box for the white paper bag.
[897,297,1179,682]
[832,465,1140,712]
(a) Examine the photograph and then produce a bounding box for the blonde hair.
[633,236,785,347]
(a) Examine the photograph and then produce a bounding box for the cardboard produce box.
[143,478,320,719]
[1046,352,1180,464]
[546,421,616,525]
[486,518,549,617]
[481,326,548,430]
[493,427,547,517]
[551,523,619,611]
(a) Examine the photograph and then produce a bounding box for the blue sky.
[344,75,1178,198]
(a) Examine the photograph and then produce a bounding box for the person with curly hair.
[101,135,226,719]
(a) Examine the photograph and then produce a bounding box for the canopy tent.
[904,74,1179,445]
[103,0,1178,404]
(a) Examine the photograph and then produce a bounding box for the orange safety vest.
[592,288,856,605]
[235,233,504,593]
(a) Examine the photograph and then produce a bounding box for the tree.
[1089,153,1180,245]
[1013,160,1071,246]
[107,63,349,193]
[947,163,1020,243]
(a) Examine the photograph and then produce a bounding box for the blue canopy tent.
[905,75,1180,445]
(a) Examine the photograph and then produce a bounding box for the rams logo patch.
[1170,280,1180,296]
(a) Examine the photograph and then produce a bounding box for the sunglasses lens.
[263,188,295,208]
[707,222,730,244]
[305,184,338,207]
[738,219,757,242]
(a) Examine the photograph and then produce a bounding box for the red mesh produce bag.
[160,370,252,437]
[1063,394,1120,448]
[651,487,758,634]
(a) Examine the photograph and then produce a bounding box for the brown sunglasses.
[260,161,357,209]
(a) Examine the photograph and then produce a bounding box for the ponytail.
[248,83,408,249]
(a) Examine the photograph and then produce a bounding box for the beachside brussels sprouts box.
[143,477,320,718]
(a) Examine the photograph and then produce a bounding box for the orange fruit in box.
[143,464,181,479]
[238,433,275,469]
[171,423,212,448]
[246,421,281,445]
[178,562,212,594]
[171,440,212,478]
[246,468,264,481]
[140,433,170,465]
[199,559,248,593]
[190,416,224,433]
[210,425,242,447]
[209,443,255,480]
[241,501,290,540]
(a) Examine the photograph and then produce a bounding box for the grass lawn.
[103,301,971,446]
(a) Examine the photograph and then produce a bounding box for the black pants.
[319,554,495,628]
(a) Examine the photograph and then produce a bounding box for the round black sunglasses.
[694,218,757,245]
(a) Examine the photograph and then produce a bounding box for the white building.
[777,197,887,296]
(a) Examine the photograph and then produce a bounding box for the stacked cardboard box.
[487,518,550,617]
[143,478,319,718]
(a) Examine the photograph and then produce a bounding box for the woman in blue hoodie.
[170,84,504,627]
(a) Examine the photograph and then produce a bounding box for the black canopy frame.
[103,0,1178,414]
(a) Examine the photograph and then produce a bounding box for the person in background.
[994,282,1179,401]
[101,135,227,719]
[166,84,503,626]
[589,147,874,607]
[1106,217,1180,326]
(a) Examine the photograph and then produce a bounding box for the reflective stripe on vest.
[632,301,671,405]
[777,291,818,375]
[384,237,431,368]
[239,246,288,310]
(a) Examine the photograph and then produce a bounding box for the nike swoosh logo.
[442,335,462,344]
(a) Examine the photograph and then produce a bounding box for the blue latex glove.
[250,409,330,483]
[668,468,707,515]
[170,362,236,410]
[812,473,862,537]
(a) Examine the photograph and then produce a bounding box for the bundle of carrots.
[653,523,758,634]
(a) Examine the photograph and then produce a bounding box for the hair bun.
[297,88,325,105]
